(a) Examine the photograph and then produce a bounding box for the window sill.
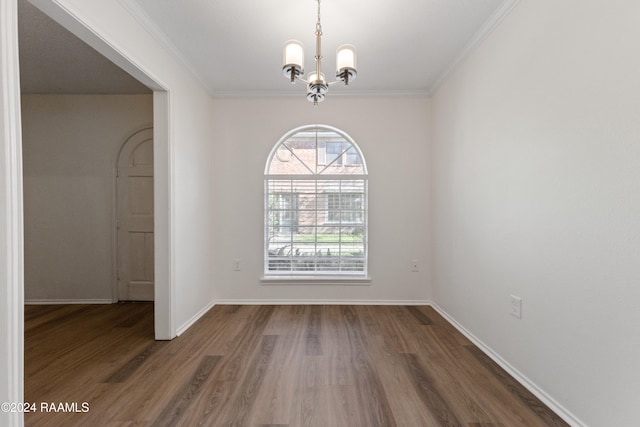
[260,276,371,286]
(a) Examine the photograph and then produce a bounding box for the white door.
[117,128,154,301]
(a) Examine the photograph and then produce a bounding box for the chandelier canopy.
[282,0,357,105]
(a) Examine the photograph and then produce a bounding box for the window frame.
[263,125,369,282]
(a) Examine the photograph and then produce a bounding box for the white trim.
[118,0,214,95]
[260,276,371,286]
[1,0,24,425]
[429,0,521,95]
[175,300,216,337]
[215,299,431,306]
[266,174,368,181]
[430,303,586,427]
[28,0,168,93]
[212,90,431,99]
[153,90,174,340]
[25,299,113,305]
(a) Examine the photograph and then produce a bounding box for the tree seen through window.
[264,125,368,276]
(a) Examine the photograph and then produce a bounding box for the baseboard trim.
[25,299,114,305]
[175,300,216,336]
[429,303,586,427]
[214,299,431,306]
[174,299,429,336]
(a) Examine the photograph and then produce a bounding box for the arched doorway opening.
[116,127,154,301]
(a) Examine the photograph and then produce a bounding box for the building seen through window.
[264,125,368,276]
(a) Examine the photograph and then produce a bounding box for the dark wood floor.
[24,303,568,426]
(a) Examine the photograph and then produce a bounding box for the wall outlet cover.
[510,295,522,319]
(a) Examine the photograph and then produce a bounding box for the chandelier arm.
[292,77,348,86]
[327,80,345,87]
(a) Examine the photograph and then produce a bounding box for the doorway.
[117,127,154,301]
[16,0,173,339]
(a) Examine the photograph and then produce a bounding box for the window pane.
[268,145,315,175]
[265,125,367,276]
[341,227,364,244]
[325,141,343,165]
[346,146,362,165]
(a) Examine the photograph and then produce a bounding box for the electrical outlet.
[510,295,522,319]
[411,260,419,272]
[233,258,241,271]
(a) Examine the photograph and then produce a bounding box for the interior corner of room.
[2,0,640,426]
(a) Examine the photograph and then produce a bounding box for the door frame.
[1,1,25,425]
[23,0,175,341]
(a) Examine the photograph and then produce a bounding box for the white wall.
[21,94,152,302]
[431,0,640,425]
[211,96,431,303]
[28,0,218,335]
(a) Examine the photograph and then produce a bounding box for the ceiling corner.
[428,0,522,96]
[118,0,217,96]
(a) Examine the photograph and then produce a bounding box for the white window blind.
[264,125,368,277]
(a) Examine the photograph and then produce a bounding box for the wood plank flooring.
[24,304,568,426]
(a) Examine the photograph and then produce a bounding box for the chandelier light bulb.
[336,45,357,74]
[306,71,328,104]
[307,71,326,85]
[283,40,304,69]
[283,40,304,82]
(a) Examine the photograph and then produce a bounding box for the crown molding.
[211,89,431,100]
[428,0,521,95]
[118,0,215,95]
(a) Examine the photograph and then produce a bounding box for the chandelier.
[282,0,357,105]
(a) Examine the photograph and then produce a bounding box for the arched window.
[265,125,368,277]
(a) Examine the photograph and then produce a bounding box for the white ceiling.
[124,0,514,96]
[18,0,518,97]
[18,0,150,94]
